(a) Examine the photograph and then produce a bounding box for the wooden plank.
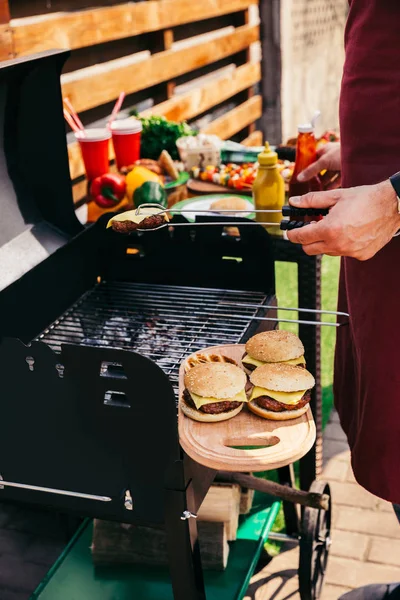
[0,24,13,61]
[259,0,282,144]
[61,24,259,114]
[92,519,229,570]
[68,62,260,183]
[198,484,241,541]
[142,62,261,122]
[11,0,258,56]
[241,130,263,146]
[201,95,262,139]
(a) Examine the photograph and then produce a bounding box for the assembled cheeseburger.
[182,362,248,422]
[242,330,305,372]
[248,363,315,421]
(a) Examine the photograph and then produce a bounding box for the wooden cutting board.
[178,344,316,472]
[186,179,253,197]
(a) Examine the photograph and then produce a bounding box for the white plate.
[171,196,254,222]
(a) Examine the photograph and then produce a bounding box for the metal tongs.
[134,203,330,232]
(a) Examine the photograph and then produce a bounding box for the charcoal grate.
[37,281,270,391]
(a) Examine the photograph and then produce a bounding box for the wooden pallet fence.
[1,0,280,203]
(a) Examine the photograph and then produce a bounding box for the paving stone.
[323,440,350,464]
[322,584,352,600]
[322,458,349,482]
[376,499,394,513]
[368,537,400,567]
[326,556,400,589]
[324,423,348,443]
[328,410,341,424]
[0,555,49,593]
[262,546,299,574]
[330,529,369,561]
[345,466,358,484]
[335,507,400,539]
[1,591,30,600]
[330,481,378,509]
[0,530,32,556]
[248,572,300,600]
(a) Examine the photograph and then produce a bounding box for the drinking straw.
[63,97,85,131]
[107,92,126,129]
[63,109,81,134]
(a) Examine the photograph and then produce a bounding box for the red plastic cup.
[111,119,142,170]
[75,128,111,180]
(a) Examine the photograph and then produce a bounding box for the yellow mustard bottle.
[252,142,285,236]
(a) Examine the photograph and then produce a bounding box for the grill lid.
[0,50,83,292]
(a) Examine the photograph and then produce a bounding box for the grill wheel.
[299,480,332,600]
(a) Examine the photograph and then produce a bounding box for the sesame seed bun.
[247,401,309,421]
[245,330,304,363]
[250,363,315,393]
[184,363,247,399]
[180,401,244,422]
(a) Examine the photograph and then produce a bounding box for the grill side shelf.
[0,337,180,524]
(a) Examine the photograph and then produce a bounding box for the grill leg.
[278,465,300,536]
[298,254,323,490]
[165,484,206,600]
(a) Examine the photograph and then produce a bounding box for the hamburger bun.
[181,401,243,422]
[210,196,249,215]
[250,363,315,392]
[247,401,309,421]
[245,330,305,363]
[184,363,246,399]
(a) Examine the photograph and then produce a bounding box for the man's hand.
[287,180,400,260]
[297,142,341,182]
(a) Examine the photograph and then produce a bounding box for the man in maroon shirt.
[287,1,400,598]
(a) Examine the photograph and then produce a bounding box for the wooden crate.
[0,0,282,204]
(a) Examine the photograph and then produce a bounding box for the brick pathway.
[246,410,400,600]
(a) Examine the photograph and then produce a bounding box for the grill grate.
[37,281,270,391]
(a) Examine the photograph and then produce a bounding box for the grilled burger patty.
[183,389,241,414]
[253,390,311,412]
[112,214,166,234]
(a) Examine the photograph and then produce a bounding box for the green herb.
[129,112,197,160]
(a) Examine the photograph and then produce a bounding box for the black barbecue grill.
[0,50,335,600]
[37,282,273,392]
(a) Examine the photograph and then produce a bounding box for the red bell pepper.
[90,173,126,208]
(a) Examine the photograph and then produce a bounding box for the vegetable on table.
[125,165,163,202]
[130,113,196,160]
[90,173,126,208]
[133,181,167,208]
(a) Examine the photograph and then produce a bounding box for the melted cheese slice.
[189,389,248,410]
[250,387,306,406]
[107,207,169,228]
[242,355,305,368]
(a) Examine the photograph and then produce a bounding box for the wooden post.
[163,29,176,99]
[0,0,13,62]
[259,0,282,144]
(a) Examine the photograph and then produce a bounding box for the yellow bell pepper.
[125,166,163,202]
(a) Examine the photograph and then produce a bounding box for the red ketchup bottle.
[289,123,322,221]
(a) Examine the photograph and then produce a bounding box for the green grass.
[264,255,340,554]
[275,256,340,428]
